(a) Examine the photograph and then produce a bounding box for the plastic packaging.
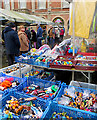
[57,96,70,106]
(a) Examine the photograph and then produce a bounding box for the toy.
[23,84,59,99]
[24,70,40,77]
[0,77,20,91]
[51,112,73,120]
[3,96,43,119]
[57,87,97,113]
[3,65,25,74]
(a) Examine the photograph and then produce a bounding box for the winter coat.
[37,26,43,38]
[25,30,31,40]
[31,30,37,42]
[4,26,20,55]
[42,29,47,40]
[48,28,55,38]
[18,31,29,52]
[60,29,64,36]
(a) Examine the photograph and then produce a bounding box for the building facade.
[1,0,70,34]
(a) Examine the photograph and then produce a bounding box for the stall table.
[18,63,95,83]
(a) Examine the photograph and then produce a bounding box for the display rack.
[18,62,95,83]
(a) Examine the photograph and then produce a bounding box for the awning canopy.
[0,8,53,25]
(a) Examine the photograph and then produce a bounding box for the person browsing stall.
[4,22,20,65]
[18,25,29,54]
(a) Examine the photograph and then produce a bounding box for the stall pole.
[72,71,74,81]
[19,63,22,78]
[88,72,91,83]
[72,0,75,56]
[72,0,75,81]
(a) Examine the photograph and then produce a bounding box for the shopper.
[55,27,60,44]
[63,27,65,36]
[60,27,64,41]
[2,24,9,46]
[25,27,31,51]
[36,24,43,48]
[18,25,29,55]
[4,22,20,65]
[42,26,47,44]
[31,29,37,49]
[25,27,31,41]
[48,25,55,49]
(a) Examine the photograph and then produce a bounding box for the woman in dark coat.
[31,30,37,48]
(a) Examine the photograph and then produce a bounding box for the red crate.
[75,61,97,71]
[57,55,75,60]
[50,60,76,69]
[78,52,97,56]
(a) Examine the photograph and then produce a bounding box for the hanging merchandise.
[69,1,96,38]
[91,3,97,33]
[80,39,87,53]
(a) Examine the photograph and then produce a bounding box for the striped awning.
[0,8,53,24]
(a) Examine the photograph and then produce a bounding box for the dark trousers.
[49,37,55,49]
[20,51,28,55]
[7,54,19,66]
[7,54,15,66]
[60,35,64,41]
[37,37,42,49]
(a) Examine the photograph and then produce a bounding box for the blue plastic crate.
[34,60,50,68]
[0,72,26,95]
[27,57,37,65]
[54,82,97,100]
[42,101,97,120]
[22,69,54,81]
[17,77,61,101]
[15,56,28,64]
[22,68,42,78]
[54,82,97,118]
[35,71,54,81]
[0,91,50,119]
[15,54,41,65]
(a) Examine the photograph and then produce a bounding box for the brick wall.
[27,0,32,10]
[0,0,69,35]
[50,0,61,8]
[14,1,18,10]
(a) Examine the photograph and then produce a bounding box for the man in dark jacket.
[4,22,20,65]
[25,27,31,51]
[36,24,43,48]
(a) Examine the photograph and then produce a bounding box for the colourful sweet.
[53,60,73,66]
[76,55,97,61]
[76,62,96,67]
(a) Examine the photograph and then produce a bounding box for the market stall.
[0,1,97,119]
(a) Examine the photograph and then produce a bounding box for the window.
[4,0,10,10]
[38,0,46,9]
[11,0,14,10]
[4,0,9,5]
[19,0,26,9]
[62,0,69,8]
[0,1,2,8]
